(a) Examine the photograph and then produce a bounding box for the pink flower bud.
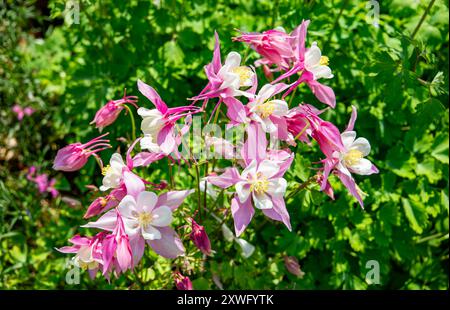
[284,256,305,278]
[90,92,138,130]
[174,272,193,290]
[53,133,110,172]
[190,218,212,256]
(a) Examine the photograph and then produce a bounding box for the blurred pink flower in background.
[27,166,59,198]
[12,104,34,121]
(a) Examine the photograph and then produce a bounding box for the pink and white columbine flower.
[233,27,295,71]
[191,32,255,103]
[12,105,34,121]
[57,234,104,279]
[53,133,111,172]
[137,79,199,155]
[100,153,127,191]
[84,185,193,262]
[247,83,290,137]
[90,91,138,131]
[208,158,291,236]
[320,106,378,207]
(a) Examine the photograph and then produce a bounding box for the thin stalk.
[123,105,136,141]
[288,87,298,107]
[295,123,310,141]
[194,162,202,221]
[287,175,318,199]
[411,0,436,39]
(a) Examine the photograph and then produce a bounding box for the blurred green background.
[0,0,448,289]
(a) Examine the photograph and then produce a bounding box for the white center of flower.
[249,173,269,194]
[256,101,276,119]
[137,211,154,227]
[343,149,363,166]
[231,66,253,87]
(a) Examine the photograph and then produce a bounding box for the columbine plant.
[54,20,378,288]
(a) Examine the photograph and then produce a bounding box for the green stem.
[411,0,436,39]
[288,87,297,107]
[324,0,348,51]
[123,105,136,141]
[194,163,202,220]
[287,175,318,199]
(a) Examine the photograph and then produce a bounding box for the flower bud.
[284,256,305,278]
[190,218,212,256]
[174,272,193,290]
[53,133,110,172]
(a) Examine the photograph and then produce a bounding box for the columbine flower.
[320,106,379,207]
[208,158,291,236]
[247,83,290,135]
[174,272,193,290]
[137,79,199,155]
[57,234,104,279]
[233,28,295,70]
[284,256,305,278]
[191,32,255,103]
[190,218,212,256]
[53,133,111,172]
[90,91,138,131]
[84,189,193,261]
[100,153,127,191]
[304,42,333,80]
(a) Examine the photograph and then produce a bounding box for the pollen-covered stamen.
[319,56,329,66]
[249,173,269,194]
[231,66,252,87]
[138,212,154,228]
[343,149,363,166]
[101,165,111,176]
[256,101,276,118]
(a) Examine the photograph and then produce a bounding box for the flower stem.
[287,175,318,199]
[123,105,136,141]
[194,162,202,220]
[411,0,436,39]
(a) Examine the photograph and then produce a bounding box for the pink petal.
[123,171,145,199]
[240,122,267,165]
[306,80,336,108]
[231,196,255,237]
[147,227,185,259]
[137,79,168,114]
[207,168,241,189]
[156,190,194,211]
[157,124,176,155]
[262,196,292,231]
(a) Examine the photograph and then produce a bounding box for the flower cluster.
[54,20,378,286]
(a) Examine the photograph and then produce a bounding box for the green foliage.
[0,0,448,289]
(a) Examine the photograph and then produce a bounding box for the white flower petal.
[236,181,251,203]
[141,225,161,240]
[150,206,173,227]
[341,131,357,149]
[258,160,279,179]
[270,100,289,116]
[351,137,371,156]
[253,192,273,209]
[348,158,374,175]
[137,191,158,213]
[305,42,321,69]
[241,160,258,179]
[267,178,287,197]
[118,195,139,218]
[224,51,241,68]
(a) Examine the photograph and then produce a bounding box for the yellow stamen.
[257,101,275,118]
[343,149,363,166]
[250,173,269,194]
[319,56,329,66]
[101,165,111,176]
[138,212,153,227]
[231,66,252,87]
